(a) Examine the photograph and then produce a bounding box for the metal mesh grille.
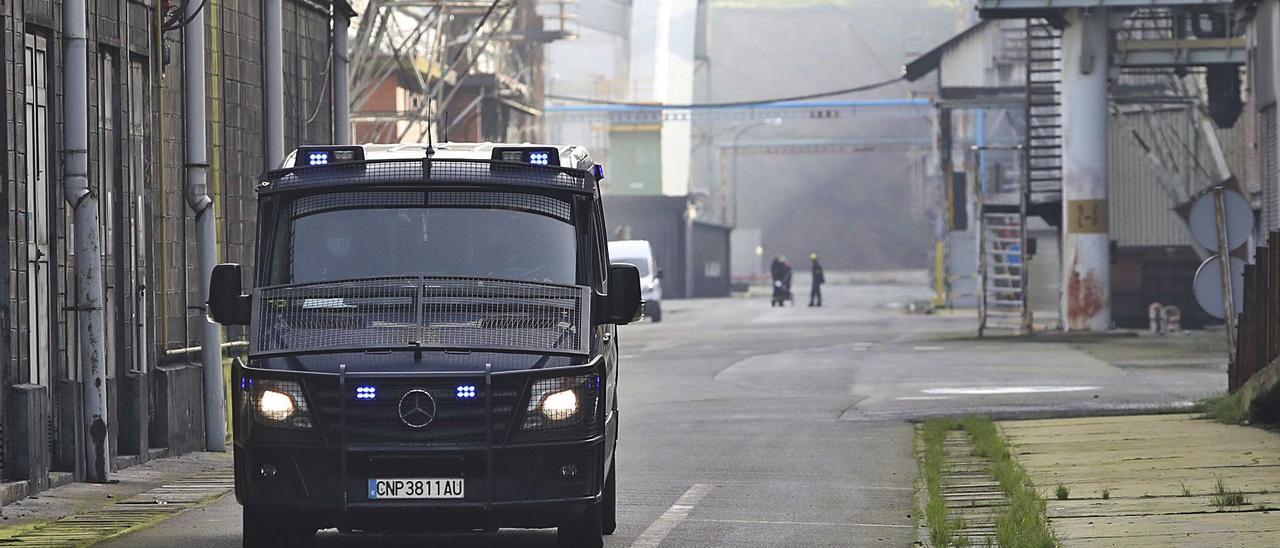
[522,374,599,430]
[290,191,425,217]
[259,159,595,195]
[241,378,313,429]
[427,192,572,222]
[253,277,588,354]
[287,190,572,223]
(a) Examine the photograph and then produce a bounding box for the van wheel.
[558,502,604,548]
[602,459,617,535]
[243,506,291,548]
[649,301,662,322]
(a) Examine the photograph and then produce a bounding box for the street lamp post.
[723,117,783,226]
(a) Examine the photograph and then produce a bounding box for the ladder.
[975,145,1032,337]
[1025,19,1063,205]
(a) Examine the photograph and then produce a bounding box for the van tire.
[602,459,618,535]
[243,506,291,548]
[648,301,662,322]
[558,502,604,548]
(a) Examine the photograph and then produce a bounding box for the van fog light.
[258,390,296,422]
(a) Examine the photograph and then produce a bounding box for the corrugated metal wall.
[1109,107,1249,248]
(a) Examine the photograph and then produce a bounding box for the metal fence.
[1234,231,1280,391]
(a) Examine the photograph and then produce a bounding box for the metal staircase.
[975,145,1032,337]
[1025,19,1063,207]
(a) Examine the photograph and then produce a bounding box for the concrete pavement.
[1000,415,1280,547]
[1,283,1233,547]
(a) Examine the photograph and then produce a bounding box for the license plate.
[368,478,465,500]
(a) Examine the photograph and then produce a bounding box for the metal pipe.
[265,0,286,167]
[163,341,249,357]
[334,4,352,144]
[64,0,111,482]
[1060,8,1112,332]
[184,0,227,452]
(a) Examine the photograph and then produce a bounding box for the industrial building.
[0,0,562,502]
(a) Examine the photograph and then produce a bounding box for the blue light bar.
[456,385,477,400]
[308,151,330,166]
[355,385,377,400]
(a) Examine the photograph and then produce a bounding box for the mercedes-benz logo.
[397,389,437,428]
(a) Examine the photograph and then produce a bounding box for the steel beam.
[1113,37,1247,67]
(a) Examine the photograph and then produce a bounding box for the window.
[23,32,52,386]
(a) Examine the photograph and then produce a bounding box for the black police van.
[207,143,641,547]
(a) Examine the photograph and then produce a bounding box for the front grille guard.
[233,357,606,527]
[336,358,607,527]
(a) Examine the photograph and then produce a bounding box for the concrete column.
[1060,8,1111,331]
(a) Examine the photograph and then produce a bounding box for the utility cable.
[163,0,209,31]
[545,77,907,109]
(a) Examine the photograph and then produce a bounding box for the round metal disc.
[1188,190,1254,251]
[1192,255,1246,319]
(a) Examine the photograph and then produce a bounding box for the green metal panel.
[606,128,662,195]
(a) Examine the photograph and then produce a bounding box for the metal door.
[23,33,51,386]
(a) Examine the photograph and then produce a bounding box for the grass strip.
[962,417,1058,548]
[1195,392,1248,425]
[922,419,959,547]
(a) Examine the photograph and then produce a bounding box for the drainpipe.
[184,0,226,451]
[265,0,285,167]
[64,0,111,482]
[333,2,353,144]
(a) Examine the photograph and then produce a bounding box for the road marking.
[630,483,712,548]
[921,386,1100,395]
[685,518,913,529]
[913,346,944,351]
[896,396,953,401]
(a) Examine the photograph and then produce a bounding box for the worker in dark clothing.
[809,253,825,307]
[770,256,793,307]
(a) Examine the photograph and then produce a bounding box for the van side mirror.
[655,268,664,280]
[208,263,252,326]
[606,264,643,324]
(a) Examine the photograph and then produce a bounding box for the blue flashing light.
[456,385,477,400]
[308,151,331,166]
[355,385,377,400]
[240,377,253,390]
[528,152,550,166]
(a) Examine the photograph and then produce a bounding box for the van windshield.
[266,192,578,286]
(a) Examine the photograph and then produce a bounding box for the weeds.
[1180,482,1192,497]
[1054,483,1070,500]
[1195,393,1249,425]
[920,418,1059,548]
[922,419,960,547]
[1210,477,1250,511]
[1101,487,1110,500]
[961,417,1059,548]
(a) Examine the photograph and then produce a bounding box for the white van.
[609,240,663,322]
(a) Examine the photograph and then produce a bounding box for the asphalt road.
[104,284,1225,547]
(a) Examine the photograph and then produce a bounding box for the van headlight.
[523,374,598,430]
[244,379,312,429]
[258,389,296,421]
